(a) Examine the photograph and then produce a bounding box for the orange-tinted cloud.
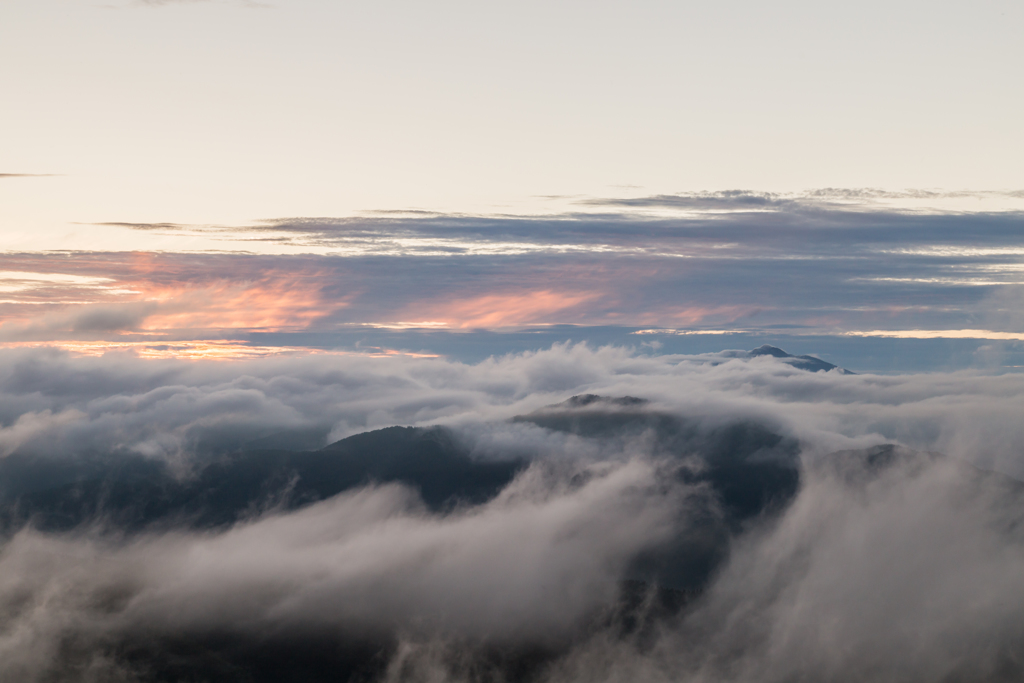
[407,289,603,329]
[0,252,349,338]
[135,276,340,332]
[635,305,760,327]
[394,291,759,330]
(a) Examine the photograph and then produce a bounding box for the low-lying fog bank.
[1,344,1023,682]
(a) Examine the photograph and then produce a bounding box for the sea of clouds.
[1,343,1024,681]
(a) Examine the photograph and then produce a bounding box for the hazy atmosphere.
[2,1,1023,681]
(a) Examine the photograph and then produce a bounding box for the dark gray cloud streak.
[76,198,1024,339]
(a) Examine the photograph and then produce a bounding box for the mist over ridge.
[0,342,1021,680]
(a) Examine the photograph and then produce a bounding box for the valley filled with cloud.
[1,344,1024,681]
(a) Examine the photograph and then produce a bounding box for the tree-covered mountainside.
[0,426,525,533]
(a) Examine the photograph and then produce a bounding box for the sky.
[1,0,1023,370]
[5,4,1024,680]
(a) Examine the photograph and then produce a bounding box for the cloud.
[0,257,346,343]
[578,190,796,212]
[0,341,1022,476]
[0,303,159,341]
[5,203,1024,347]
[581,188,1024,212]
[0,346,1023,679]
[93,222,187,230]
[406,290,604,329]
[0,458,693,679]
[0,408,85,458]
[846,329,1024,340]
[541,450,1024,683]
[51,199,1018,345]
[103,195,1024,257]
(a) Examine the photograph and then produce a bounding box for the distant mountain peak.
[747,345,854,374]
[749,345,790,358]
[557,394,649,409]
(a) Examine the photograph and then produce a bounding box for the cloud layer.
[0,200,1022,363]
[0,345,1023,680]
[1,343,1024,471]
